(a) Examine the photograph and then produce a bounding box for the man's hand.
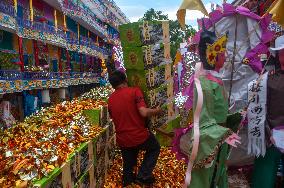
[225,133,241,147]
[153,107,162,115]
[138,106,163,118]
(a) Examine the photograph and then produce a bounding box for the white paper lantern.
[41,89,50,103]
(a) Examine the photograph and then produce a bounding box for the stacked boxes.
[32,141,95,188]
[83,105,109,128]
[120,21,169,47]
[32,107,116,188]
[74,170,93,188]
[32,168,63,188]
[119,20,175,128]
[94,123,116,188]
[105,122,117,169]
[94,128,107,187]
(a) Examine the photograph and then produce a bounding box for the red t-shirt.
[108,87,149,147]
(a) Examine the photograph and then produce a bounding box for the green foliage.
[138,8,169,21]
[139,8,196,58]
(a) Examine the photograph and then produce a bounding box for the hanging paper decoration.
[14,0,18,13]
[174,92,188,108]
[29,0,33,21]
[54,9,58,28]
[180,52,199,90]
[112,44,125,72]
[247,72,268,157]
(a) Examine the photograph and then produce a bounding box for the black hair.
[198,19,217,70]
[198,30,217,70]
[108,70,127,88]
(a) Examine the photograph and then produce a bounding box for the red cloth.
[108,87,149,148]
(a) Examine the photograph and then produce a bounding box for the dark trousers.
[120,133,161,186]
[252,146,283,188]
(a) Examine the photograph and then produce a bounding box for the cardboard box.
[146,80,174,107]
[94,129,107,160]
[32,162,77,188]
[32,132,104,188]
[74,167,95,188]
[78,142,90,176]
[74,173,89,188]
[142,43,171,69]
[69,153,81,184]
[67,141,94,184]
[89,165,96,188]
[83,109,100,126]
[106,122,115,139]
[126,69,148,92]
[101,105,109,127]
[145,64,172,89]
[95,150,106,180]
[106,136,117,168]
[32,168,62,188]
[96,175,105,188]
[119,22,143,47]
[83,105,109,128]
[119,21,169,48]
[147,85,167,107]
[150,102,176,128]
[123,47,145,70]
[123,43,171,71]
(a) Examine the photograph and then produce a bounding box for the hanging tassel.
[14,0,17,15]
[58,47,62,72]
[77,23,80,40]
[29,0,33,22]
[63,15,67,30]
[18,37,24,71]
[80,53,83,72]
[66,49,71,72]
[54,9,58,28]
[33,40,40,66]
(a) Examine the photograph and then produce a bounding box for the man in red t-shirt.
[108,70,161,187]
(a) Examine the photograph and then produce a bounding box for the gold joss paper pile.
[104,148,187,188]
[0,86,114,187]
